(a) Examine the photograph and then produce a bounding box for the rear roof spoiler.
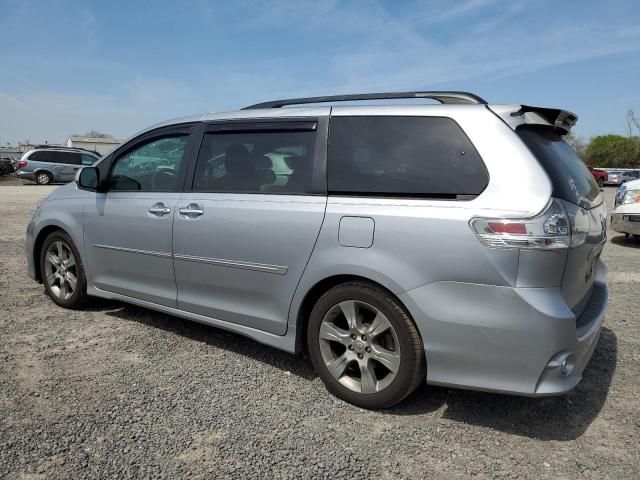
[488,104,578,134]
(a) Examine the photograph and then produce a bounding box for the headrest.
[225,144,252,175]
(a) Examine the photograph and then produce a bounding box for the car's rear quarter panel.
[290,105,565,393]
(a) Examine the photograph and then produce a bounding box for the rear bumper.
[16,170,35,180]
[610,212,640,236]
[399,261,607,396]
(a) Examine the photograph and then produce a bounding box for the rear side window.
[27,151,53,162]
[327,116,488,198]
[27,151,81,165]
[518,126,601,209]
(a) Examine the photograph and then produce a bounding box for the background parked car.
[587,165,608,187]
[605,171,623,185]
[16,147,100,185]
[611,178,640,238]
[605,170,639,186]
[619,171,640,184]
[0,157,17,176]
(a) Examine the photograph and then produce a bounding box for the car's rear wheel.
[597,178,604,187]
[35,171,52,185]
[40,231,88,308]
[307,281,425,409]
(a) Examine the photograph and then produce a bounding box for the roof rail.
[242,91,487,109]
[33,145,101,155]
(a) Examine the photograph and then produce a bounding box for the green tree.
[585,135,639,168]
[564,132,587,160]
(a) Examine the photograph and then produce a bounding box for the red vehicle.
[587,165,608,187]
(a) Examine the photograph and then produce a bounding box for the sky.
[1,0,640,145]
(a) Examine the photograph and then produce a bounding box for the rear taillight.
[17,160,27,169]
[470,198,589,250]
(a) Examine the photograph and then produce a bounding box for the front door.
[84,129,193,306]
[173,119,327,334]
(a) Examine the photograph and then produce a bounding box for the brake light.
[486,222,527,234]
[18,160,27,169]
[470,198,589,250]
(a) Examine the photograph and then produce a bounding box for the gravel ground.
[0,177,638,479]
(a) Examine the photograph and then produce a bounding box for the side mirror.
[76,166,99,191]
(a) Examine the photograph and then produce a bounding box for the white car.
[611,178,640,238]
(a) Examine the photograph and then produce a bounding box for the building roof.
[67,136,121,144]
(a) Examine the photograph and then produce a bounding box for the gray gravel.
[0,178,639,479]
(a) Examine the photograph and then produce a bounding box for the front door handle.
[178,203,204,217]
[148,203,171,216]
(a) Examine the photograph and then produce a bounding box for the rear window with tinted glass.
[518,126,601,209]
[328,116,488,198]
[28,150,81,165]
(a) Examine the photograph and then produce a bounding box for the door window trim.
[100,124,196,193]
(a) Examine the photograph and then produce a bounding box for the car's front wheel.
[598,178,604,188]
[307,281,425,409]
[35,171,52,185]
[40,231,88,308]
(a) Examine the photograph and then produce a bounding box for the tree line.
[565,110,640,169]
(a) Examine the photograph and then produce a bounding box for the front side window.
[192,130,316,194]
[81,154,98,165]
[109,136,188,191]
[327,116,488,198]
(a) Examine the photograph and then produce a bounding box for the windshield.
[518,126,602,209]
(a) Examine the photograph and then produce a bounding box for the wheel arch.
[32,225,68,282]
[292,273,419,355]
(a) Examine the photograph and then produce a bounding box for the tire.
[39,231,88,309]
[307,281,425,409]
[35,171,53,185]
[597,178,604,188]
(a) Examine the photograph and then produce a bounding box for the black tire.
[35,171,53,185]
[307,281,425,409]
[39,230,88,309]
[598,178,604,188]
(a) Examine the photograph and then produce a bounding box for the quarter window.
[328,116,488,198]
[109,136,188,191]
[192,130,316,194]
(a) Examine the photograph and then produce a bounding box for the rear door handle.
[148,203,171,216]
[178,203,204,217]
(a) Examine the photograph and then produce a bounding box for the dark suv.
[16,147,101,185]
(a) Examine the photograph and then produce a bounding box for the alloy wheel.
[318,300,401,394]
[37,173,50,184]
[44,241,77,301]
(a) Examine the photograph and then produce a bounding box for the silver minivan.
[16,147,100,185]
[26,92,608,408]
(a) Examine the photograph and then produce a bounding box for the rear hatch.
[518,126,606,316]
